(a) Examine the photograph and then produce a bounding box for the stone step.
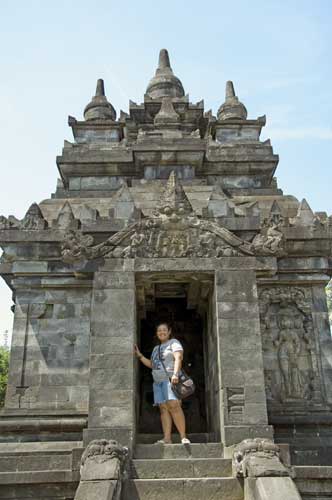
[130,457,232,478]
[294,466,332,498]
[122,477,244,500]
[0,441,82,473]
[137,433,213,444]
[133,443,223,459]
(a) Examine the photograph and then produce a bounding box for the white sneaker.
[181,437,191,444]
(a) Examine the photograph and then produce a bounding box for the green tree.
[327,280,332,327]
[0,346,9,407]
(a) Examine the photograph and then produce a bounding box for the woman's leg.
[159,403,172,442]
[166,400,186,439]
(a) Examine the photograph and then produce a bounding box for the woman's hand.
[134,344,142,358]
[171,374,179,384]
[134,345,153,369]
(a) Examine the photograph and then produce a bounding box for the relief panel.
[259,287,324,407]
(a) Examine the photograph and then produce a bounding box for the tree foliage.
[0,347,9,407]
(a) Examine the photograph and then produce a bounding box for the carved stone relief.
[60,171,291,263]
[259,287,322,405]
[252,212,286,257]
[0,203,48,230]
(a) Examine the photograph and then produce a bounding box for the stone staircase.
[122,440,244,500]
[1,439,332,499]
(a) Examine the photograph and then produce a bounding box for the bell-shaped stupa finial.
[217,80,247,121]
[95,78,105,97]
[146,49,185,100]
[225,81,236,99]
[158,48,171,71]
[84,79,116,121]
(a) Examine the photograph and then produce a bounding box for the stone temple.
[0,49,332,499]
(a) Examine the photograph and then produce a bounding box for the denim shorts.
[153,380,179,406]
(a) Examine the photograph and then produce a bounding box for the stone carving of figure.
[252,214,285,255]
[160,233,171,257]
[61,230,94,263]
[198,231,215,257]
[265,217,284,253]
[130,231,145,256]
[274,314,303,400]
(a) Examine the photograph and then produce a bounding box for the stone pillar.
[84,271,136,449]
[215,268,273,449]
[311,284,332,403]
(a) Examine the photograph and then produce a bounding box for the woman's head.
[156,322,172,343]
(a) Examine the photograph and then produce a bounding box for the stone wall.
[5,280,92,411]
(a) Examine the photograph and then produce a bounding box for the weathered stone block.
[90,353,133,370]
[94,271,135,290]
[75,480,119,500]
[89,389,133,408]
[89,368,133,389]
[90,336,133,354]
[217,301,259,319]
[215,270,258,302]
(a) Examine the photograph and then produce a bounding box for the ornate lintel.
[61,213,255,263]
[60,172,290,263]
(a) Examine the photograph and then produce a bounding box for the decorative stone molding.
[232,438,288,478]
[53,201,80,230]
[0,203,48,230]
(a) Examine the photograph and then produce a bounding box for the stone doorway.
[135,274,216,437]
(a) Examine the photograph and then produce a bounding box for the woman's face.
[156,324,171,342]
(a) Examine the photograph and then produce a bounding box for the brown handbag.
[158,345,195,400]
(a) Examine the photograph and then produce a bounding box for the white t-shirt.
[151,339,183,382]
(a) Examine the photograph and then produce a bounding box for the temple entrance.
[135,273,218,439]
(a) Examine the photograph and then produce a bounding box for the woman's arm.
[134,344,152,369]
[171,351,183,383]
[139,354,153,369]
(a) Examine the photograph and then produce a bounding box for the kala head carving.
[232,438,288,478]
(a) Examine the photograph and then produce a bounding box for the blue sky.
[0,0,331,342]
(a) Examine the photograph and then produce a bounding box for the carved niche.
[259,287,323,405]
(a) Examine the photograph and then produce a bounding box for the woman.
[134,322,190,444]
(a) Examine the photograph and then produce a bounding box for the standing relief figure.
[274,313,303,399]
[274,305,316,402]
[259,288,320,405]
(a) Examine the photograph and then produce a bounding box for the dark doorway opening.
[137,294,207,435]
